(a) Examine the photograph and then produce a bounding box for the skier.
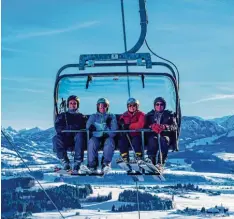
[86,98,118,173]
[53,95,86,172]
[145,97,177,172]
[118,98,145,163]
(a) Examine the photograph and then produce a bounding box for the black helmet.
[67,95,80,109]
[153,97,166,108]
[127,98,140,109]
[97,98,109,112]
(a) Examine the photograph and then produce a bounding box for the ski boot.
[116,155,132,173]
[135,154,144,165]
[145,156,156,165]
[101,163,111,174]
[155,163,164,173]
[59,155,71,171]
[89,167,98,174]
[73,161,81,173]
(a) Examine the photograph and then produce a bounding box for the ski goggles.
[128,104,137,107]
[69,101,78,105]
[155,102,164,106]
[98,103,108,108]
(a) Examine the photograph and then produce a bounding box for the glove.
[120,123,130,130]
[106,117,112,128]
[88,124,96,133]
[103,133,109,138]
[123,124,130,130]
[119,118,125,126]
[160,124,167,131]
[151,123,162,134]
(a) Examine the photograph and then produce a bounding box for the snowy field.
[31,184,234,219]
[187,134,225,148]
[213,152,234,161]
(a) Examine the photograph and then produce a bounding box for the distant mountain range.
[1,115,234,173]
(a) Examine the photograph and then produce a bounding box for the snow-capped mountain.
[220,115,234,131]
[18,127,42,135]
[23,127,55,144]
[1,127,57,168]
[209,115,232,124]
[4,126,18,135]
[180,116,226,140]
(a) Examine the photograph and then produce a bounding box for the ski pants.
[52,132,84,163]
[88,136,115,168]
[118,134,142,158]
[147,134,169,165]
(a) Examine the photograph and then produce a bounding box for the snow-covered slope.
[220,115,234,131]
[181,116,226,141]
[1,127,57,168]
[209,115,232,125]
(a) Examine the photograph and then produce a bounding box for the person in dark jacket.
[145,97,177,171]
[53,95,86,172]
[86,98,118,173]
[118,98,145,162]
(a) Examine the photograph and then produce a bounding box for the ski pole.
[157,133,163,165]
[126,133,138,159]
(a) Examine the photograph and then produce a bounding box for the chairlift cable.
[120,0,131,98]
[145,39,180,89]
[1,129,65,219]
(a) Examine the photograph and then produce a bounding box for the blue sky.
[1,0,234,130]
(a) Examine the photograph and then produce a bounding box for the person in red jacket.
[118,98,145,162]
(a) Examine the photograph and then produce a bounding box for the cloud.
[217,86,234,93]
[2,47,45,54]
[2,21,100,42]
[191,94,234,104]
[182,81,234,86]
[2,77,53,83]
[2,47,26,53]
[2,87,45,93]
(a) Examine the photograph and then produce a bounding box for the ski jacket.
[119,110,145,137]
[86,112,118,138]
[145,110,177,131]
[55,112,86,134]
[145,109,178,150]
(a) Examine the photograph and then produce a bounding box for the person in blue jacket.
[86,98,118,172]
[53,95,86,172]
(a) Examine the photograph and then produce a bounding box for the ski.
[79,164,104,177]
[116,159,144,182]
[53,165,104,177]
[138,162,165,181]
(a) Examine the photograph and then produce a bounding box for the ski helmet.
[67,95,80,109]
[97,98,110,112]
[127,98,140,109]
[153,97,166,108]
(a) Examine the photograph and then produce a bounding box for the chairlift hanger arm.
[126,0,148,53]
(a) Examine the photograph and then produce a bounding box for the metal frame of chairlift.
[53,0,181,218]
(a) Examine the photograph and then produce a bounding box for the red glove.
[160,124,167,131]
[151,124,162,134]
